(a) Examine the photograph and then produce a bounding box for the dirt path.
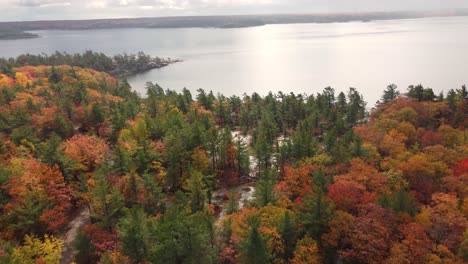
[60,208,91,264]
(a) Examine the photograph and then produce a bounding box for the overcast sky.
[1,0,468,22]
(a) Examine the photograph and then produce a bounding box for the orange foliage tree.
[62,134,109,173]
[5,158,73,233]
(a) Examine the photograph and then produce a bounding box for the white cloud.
[16,0,71,7]
[1,0,468,21]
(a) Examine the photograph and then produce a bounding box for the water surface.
[0,16,467,104]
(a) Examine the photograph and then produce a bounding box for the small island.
[0,51,181,77]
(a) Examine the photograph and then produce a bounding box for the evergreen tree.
[89,174,124,231]
[254,169,277,207]
[74,230,96,264]
[226,190,239,215]
[48,66,61,83]
[379,189,417,216]
[142,173,164,215]
[279,212,296,261]
[380,84,400,103]
[187,170,207,212]
[118,207,149,263]
[235,136,250,177]
[447,89,457,111]
[297,171,334,241]
[149,207,216,264]
[240,217,270,264]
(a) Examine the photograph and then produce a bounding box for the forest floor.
[60,208,91,264]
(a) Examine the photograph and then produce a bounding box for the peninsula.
[0,51,181,77]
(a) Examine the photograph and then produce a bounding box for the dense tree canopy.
[0,64,466,263]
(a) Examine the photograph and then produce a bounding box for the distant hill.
[1,9,468,32]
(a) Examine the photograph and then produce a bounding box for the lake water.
[1,16,467,105]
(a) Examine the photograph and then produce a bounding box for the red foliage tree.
[340,204,395,264]
[420,130,443,147]
[83,224,120,257]
[425,193,467,252]
[275,164,315,203]
[327,180,376,214]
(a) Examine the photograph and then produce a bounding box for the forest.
[0,65,466,264]
[0,51,178,78]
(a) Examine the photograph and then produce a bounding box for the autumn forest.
[0,63,467,264]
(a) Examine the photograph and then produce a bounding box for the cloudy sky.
[1,0,468,22]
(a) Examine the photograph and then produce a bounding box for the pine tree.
[279,212,296,261]
[240,217,270,264]
[89,175,124,231]
[254,169,277,207]
[297,171,334,241]
[226,190,239,215]
[188,170,207,212]
[235,137,250,177]
[74,230,96,264]
[380,84,400,103]
[118,207,149,263]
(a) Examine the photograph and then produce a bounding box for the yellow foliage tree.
[11,235,63,264]
[290,236,321,264]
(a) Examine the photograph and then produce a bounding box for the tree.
[424,193,467,252]
[239,217,270,264]
[165,130,190,191]
[187,170,207,212]
[297,190,334,241]
[275,164,314,203]
[4,158,73,235]
[191,147,210,175]
[384,223,431,264]
[381,84,400,104]
[62,134,109,173]
[48,66,62,84]
[322,210,355,249]
[328,180,374,214]
[459,229,468,261]
[398,154,450,204]
[335,158,388,193]
[149,207,217,264]
[253,112,278,172]
[290,236,322,264]
[406,85,425,101]
[278,212,296,261]
[88,174,124,231]
[254,169,277,207]
[235,136,250,178]
[379,188,417,216]
[118,207,149,263]
[83,224,119,257]
[340,204,394,264]
[11,235,63,264]
[74,230,96,264]
[226,190,239,215]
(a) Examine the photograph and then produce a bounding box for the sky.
[1,0,468,22]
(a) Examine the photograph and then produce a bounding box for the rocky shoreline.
[109,57,183,78]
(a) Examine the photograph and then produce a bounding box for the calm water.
[1,16,467,104]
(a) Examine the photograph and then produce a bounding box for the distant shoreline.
[1,10,467,36]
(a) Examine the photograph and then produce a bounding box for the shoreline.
[1,10,467,33]
[110,58,183,78]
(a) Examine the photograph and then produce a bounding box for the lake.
[1,16,467,105]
